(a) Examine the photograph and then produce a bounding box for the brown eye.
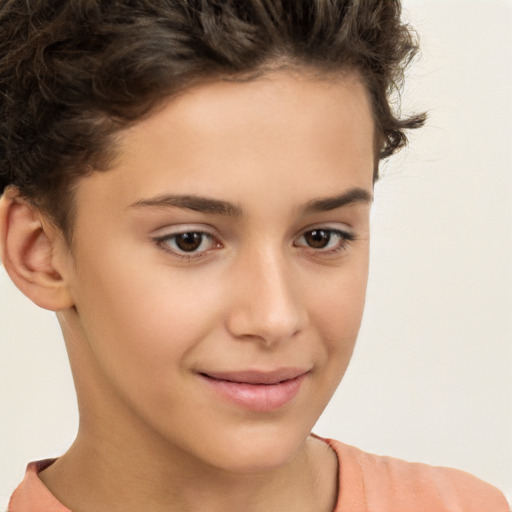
[303,229,332,249]
[175,232,204,252]
[295,228,354,253]
[157,231,218,257]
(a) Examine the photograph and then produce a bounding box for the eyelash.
[294,228,355,256]
[154,231,220,261]
[154,227,355,261]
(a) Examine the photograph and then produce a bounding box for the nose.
[225,248,308,346]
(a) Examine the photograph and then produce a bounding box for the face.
[58,71,375,473]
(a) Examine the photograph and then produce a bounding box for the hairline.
[57,63,381,248]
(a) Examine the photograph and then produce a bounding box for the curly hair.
[0,0,425,238]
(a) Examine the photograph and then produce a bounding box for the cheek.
[71,246,225,392]
[305,252,369,389]
[310,253,369,339]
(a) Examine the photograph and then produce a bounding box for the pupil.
[306,230,330,248]
[176,233,202,251]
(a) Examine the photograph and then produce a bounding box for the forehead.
[74,71,375,219]
[122,70,374,158]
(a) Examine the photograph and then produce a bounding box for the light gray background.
[1,0,511,507]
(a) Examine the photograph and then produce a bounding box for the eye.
[295,228,354,252]
[155,230,221,258]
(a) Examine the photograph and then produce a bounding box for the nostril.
[226,307,306,346]
[225,258,308,344]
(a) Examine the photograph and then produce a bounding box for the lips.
[197,368,310,412]
[201,368,308,385]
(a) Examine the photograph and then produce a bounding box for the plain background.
[1,0,511,507]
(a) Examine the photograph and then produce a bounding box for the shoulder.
[8,459,70,512]
[320,437,510,512]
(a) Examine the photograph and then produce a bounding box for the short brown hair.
[0,0,425,238]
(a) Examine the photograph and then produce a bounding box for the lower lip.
[199,373,308,412]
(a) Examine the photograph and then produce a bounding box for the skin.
[3,70,375,512]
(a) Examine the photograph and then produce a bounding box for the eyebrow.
[129,187,372,217]
[130,194,242,217]
[302,187,373,213]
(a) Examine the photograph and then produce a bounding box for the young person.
[0,1,509,511]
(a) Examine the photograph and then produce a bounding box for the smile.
[197,369,310,412]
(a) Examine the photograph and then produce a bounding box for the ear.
[0,188,74,311]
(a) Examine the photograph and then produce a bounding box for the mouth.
[200,368,309,385]
[197,368,310,412]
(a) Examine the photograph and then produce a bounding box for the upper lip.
[199,368,310,385]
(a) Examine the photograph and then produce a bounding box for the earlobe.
[0,188,74,311]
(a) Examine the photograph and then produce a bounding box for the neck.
[39,430,338,512]
[41,314,339,512]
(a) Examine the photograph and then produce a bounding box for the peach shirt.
[8,436,510,512]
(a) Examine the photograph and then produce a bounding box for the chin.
[192,421,313,474]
